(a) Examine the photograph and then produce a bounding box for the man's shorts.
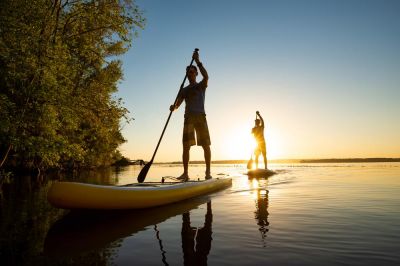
[183,114,211,147]
[255,142,266,155]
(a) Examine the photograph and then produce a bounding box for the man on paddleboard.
[170,50,211,181]
[252,111,267,169]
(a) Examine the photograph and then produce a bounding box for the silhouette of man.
[170,50,211,181]
[252,111,267,169]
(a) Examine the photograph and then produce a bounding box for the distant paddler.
[251,111,267,169]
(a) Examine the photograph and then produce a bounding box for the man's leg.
[261,143,267,169]
[195,114,211,179]
[254,147,260,169]
[178,144,191,181]
[203,145,211,179]
[255,154,259,169]
[262,150,267,169]
[180,115,195,181]
[183,144,190,175]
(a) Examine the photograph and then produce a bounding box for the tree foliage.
[0,0,144,170]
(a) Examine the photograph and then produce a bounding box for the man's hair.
[186,65,198,73]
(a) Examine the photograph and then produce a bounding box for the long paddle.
[137,48,199,183]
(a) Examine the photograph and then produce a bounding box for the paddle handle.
[149,48,199,162]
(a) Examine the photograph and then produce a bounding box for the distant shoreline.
[156,158,400,164]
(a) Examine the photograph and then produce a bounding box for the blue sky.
[116,0,400,162]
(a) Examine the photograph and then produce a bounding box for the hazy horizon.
[147,157,400,164]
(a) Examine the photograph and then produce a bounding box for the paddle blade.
[247,159,253,169]
[137,161,152,183]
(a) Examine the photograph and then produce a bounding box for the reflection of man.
[181,201,212,265]
[254,190,269,247]
[251,111,267,169]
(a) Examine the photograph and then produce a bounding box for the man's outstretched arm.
[256,111,264,127]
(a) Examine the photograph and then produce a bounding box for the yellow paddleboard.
[48,177,232,210]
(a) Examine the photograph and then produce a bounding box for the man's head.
[186,65,198,83]
[255,119,261,126]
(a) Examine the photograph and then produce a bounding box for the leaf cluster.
[0,0,145,170]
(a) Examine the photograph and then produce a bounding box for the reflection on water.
[154,224,168,265]
[44,196,211,258]
[1,163,400,265]
[181,201,212,266]
[248,178,270,248]
[254,190,269,247]
[45,199,215,265]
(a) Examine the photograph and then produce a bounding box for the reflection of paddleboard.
[48,178,232,210]
[247,169,275,178]
[44,196,210,257]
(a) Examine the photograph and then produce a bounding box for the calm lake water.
[1,163,400,265]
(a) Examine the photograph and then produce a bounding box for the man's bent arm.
[196,61,208,87]
[198,63,208,80]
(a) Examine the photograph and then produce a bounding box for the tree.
[0,0,145,170]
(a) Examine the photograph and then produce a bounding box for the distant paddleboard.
[247,168,275,178]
